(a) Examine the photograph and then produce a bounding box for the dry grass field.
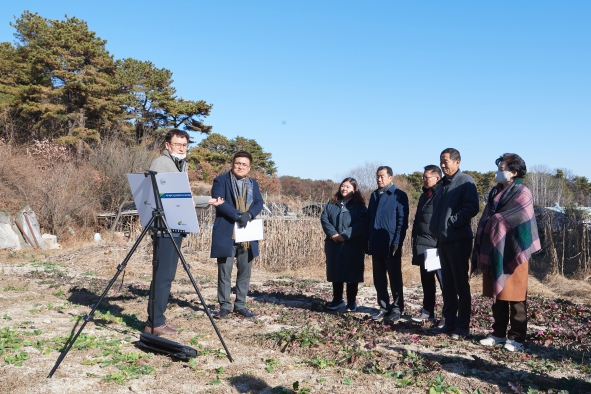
[1,228,591,394]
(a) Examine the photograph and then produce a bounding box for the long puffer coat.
[320,200,368,283]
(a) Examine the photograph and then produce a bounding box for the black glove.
[391,244,398,257]
[236,211,251,228]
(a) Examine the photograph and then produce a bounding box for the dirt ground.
[1,239,590,394]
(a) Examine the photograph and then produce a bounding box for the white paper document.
[424,248,441,272]
[127,172,200,233]
[234,219,264,242]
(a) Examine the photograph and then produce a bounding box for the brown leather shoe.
[144,323,178,336]
[164,319,180,329]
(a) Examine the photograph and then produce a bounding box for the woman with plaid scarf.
[473,153,541,352]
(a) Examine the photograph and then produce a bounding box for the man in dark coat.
[411,165,444,326]
[209,151,264,319]
[430,148,480,338]
[367,166,409,321]
[145,129,190,336]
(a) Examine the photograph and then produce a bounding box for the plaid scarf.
[473,179,541,300]
[230,172,254,248]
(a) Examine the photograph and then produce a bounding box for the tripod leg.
[149,231,158,335]
[161,218,234,363]
[48,217,155,378]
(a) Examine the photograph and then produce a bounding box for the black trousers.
[217,244,252,312]
[147,235,182,327]
[372,242,404,313]
[419,260,443,315]
[439,239,472,330]
[492,300,527,343]
[332,282,359,305]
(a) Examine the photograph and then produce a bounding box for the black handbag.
[136,332,197,361]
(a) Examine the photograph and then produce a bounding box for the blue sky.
[2,1,590,180]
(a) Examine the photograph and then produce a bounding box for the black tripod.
[48,171,233,378]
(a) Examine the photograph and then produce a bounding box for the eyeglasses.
[168,143,188,148]
[422,175,438,180]
[233,162,250,168]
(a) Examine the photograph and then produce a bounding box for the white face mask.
[495,170,513,183]
[170,152,186,160]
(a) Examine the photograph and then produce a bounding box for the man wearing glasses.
[145,129,190,336]
[411,165,444,327]
[209,151,264,319]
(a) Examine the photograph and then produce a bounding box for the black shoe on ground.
[450,328,470,340]
[326,299,346,310]
[234,308,256,318]
[215,309,231,319]
[385,310,401,322]
[371,309,390,321]
[432,324,456,335]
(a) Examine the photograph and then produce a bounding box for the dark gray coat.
[411,185,438,266]
[320,200,368,283]
[429,170,480,243]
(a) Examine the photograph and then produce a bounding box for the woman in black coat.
[320,178,368,312]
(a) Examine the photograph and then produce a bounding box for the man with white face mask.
[149,129,189,172]
[144,129,190,336]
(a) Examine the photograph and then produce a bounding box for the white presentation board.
[127,172,200,233]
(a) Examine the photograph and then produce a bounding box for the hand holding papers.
[234,219,264,242]
[424,248,441,272]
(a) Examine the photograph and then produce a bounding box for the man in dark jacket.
[145,129,190,336]
[367,166,409,321]
[411,165,444,326]
[430,148,479,338]
[209,151,264,319]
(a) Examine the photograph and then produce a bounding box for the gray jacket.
[149,150,188,173]
[429,170,479,243]
[148,150,188,237]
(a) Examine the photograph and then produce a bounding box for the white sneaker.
[411,309,436,323]
[504,339,524,352]
[479,334,507,347]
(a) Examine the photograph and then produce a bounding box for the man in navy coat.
[209,151,264,318]
[367,166,409,322]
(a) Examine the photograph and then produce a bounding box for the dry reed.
[184,202,415,272]
[532,208,591,278]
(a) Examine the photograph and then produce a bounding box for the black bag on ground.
[136,332,197,361]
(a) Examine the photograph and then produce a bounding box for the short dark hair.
[164,129,191,143]
[233,151,253,165]
[495,153,527,178]
[424,165,442,178]
[441,148,461,161]
[376,166,393,176]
